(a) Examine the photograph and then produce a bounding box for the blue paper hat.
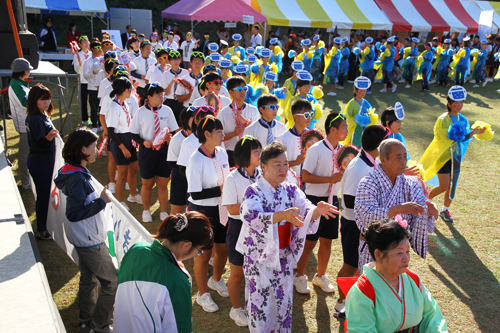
[208,43,219,52]
[463,36,471,41]
[288,49,296,58]
[255,46,263,55]
[246,47,255,55]
[270,38,278,44]
[232,34,242,41]
[387,36,396,43]
[481,39,488,44]
[219,59,232,68]
[334,37,342,44]
[313,35,320,41]
[260,48,272,58]
[444,39,452,44]
[209,53,222,62]
[302,39,311,46]
[354,76,371,90]
[264,71,278,82]
[341,37,349,43]
[247,55,258,63]
[412,37,420,43]
[394,102,405,120]
[291,60,304,71]
[365,37,374,44]
[233,64,248,74]
[296,70,313,81]
[448,86,467,101]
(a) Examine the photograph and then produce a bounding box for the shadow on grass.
[428,224,500,331]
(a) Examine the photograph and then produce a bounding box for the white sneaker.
[398,79,405,83]
[121,202,130,212]
[294,274,311,294]
[327,91,337,96]
[405,84,410,89]
[482,81,488,87]
[347,80,354,84]
[160,212,169,221]
[207,276,229,297]
[469,80,476,84]
[196,292,219,312]
[229,308,248,327]
[380,88,387,93]
[473,84,479,88]
[142,210,153,223]
[21,183,31,190]
[335,299,345,312]
[391,84,397,92]
[127,194,143,204]
[108,182,116,194]
[337,85,344,89]
[209,257,214,266]
[312,273,336,293]
[428,79,436,84]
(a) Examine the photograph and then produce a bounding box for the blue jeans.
[361,68,374,83]
[27,158,54,233]
[422,68,431,90]
[456,66,466,86]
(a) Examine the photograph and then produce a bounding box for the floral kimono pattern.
[236,177,320,332]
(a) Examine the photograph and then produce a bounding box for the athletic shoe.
[439,210,453,223]
[208,276,229,297]
[127,194,143,204]
[196,292,219,312]
[37,232,53,241]
[469,80,476,84]
[347,80,354,84]
[83,120,92,126]
[405,84,411,89]
[294,274,311,294]
[482,81,488,87]
[229,308,249,327]
[160,212,169,221]
[335,299,345,312]
[327,91,337,96]
[473,84,479,88]
[108,183,116,194]
[379,88,387,93]
[337,85,344,89]
[398,79,405,83]
[142,210,153,223]
[429,79,436,84]
[391,84,397,92]
[312,274,335,293]
[21,183,31,190]
[121,202,130,212]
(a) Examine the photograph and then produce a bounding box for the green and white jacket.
[114,240,192,333]
[8,78,29,133]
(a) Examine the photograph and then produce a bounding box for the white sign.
[44,137,152,267]
[102,29,124,51]
[225,22,237,28]
[478,10,494,40]
[242,15,254,25]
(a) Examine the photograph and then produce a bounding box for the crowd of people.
[8,22,497,333]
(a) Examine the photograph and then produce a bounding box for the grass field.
[5,77,500,332]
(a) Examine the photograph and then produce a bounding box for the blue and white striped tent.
[25,0,108,17]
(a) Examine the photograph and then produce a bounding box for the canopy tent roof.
[161,0,266,23]
[475,1,500,34]
[25,0,108,16]
[247,0,392,30]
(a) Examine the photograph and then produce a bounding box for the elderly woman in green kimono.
[344,219,448,332]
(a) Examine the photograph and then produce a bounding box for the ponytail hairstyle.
[192,106,215,133]
[179,106,196,131]
[62,127,99,164]
[154,211,213,251]
[140,82,164,107]
[109,77,132,98]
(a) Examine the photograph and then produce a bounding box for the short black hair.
[226,76,246,91]
[234,136,262,168]
[179,107,195,130]
[199,73,222,91]
[140,41,151,49]
[261,141,286,165]
[197,116,223,144]
[155,48,168,58]
[62,127,99,164]
[361,125,388,151]
[381,107,398,127]
[296,79,311,88]
[140,82,165,106]
[257,94,278,111]
[104,59,118,74]
[11,71,25,79]
[325,112,346,134]
[253,25,260,31]
[90,41,102,49]
[192,107,215,133]
[291,99,312,115]
[364,219,412,260]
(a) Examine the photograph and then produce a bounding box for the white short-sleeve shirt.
[187,146,230,206]
[243,119,287,147]
[222,168,259,219]
[146,65,164,84]
[303,140,337,197]
[167,130,189,162]
[98,78,113,106]
[192,95,232,110]
[217,103,260,151]
[177,132,201,167]
[160,68,189,100]
[129,105,179,141]
[106,100,131,134]
[132,56,156,88]
[277,128,302,175]
[162,41,179,50]
[175,72,203,107]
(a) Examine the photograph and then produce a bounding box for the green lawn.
[5,78,500,332]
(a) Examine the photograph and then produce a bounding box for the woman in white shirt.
[105,77,142,210]
[186,115,230,313]
[130,83,179,223]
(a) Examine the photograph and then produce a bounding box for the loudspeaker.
[0,0,39,70]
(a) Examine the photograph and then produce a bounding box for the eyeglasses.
[158,56,168,60]
[208,80,223,86]
[79,36,88,41]
[105,51,116,57]
[296,111,314,119]
[202,115,216,129]
[329,113,346,127]
[233,86,249,93]
[262,104,279,111]
[192,51,205,58]
[241,135,255,146]
[195,106,215,118]
[93,46,102,50]
[169,51,181,57]
[192,244,204,256]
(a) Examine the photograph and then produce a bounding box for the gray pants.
[75,244,117,333]
[18,132,30,187]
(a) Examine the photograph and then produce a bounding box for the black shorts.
[227,150,235,168]
[305,195,339,241]
[188,203,227,244]
[169,167,188,206]
[109,133,138,165]
[138,144,171,179]
[226,217,243,266]
[340,216,360,268]
[438,159,451,174]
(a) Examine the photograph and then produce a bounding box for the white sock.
[442,206,449,211]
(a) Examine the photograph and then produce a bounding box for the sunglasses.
[204,64,217,71]
[79,36,88,41]
[202,115,216,129]
[105,51,117,57]
[208,80,223,86]
[204,35,210,38]
[115,70,130,77]
[130,34,137,37]
[168,34,174,37]
[187,33,193,37]
[262,104,279,111]
[158,56,168,60]
[187,106,197,112]
[169,51,181,57]
[142,41,151,46]
[139,37,145,41]
[93,46,102,50]
[296,111,314,119]
[162,33,168,36]
[232,86,249,93]
[195,106,215,118]
[192,51,205,58]
[107,58,119,65]
[102,42,113,47]
[151,34,158,37]
[241,135,255,146]
[329,113,346,127]
[147,82,160,93]
[116,65,127,71]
